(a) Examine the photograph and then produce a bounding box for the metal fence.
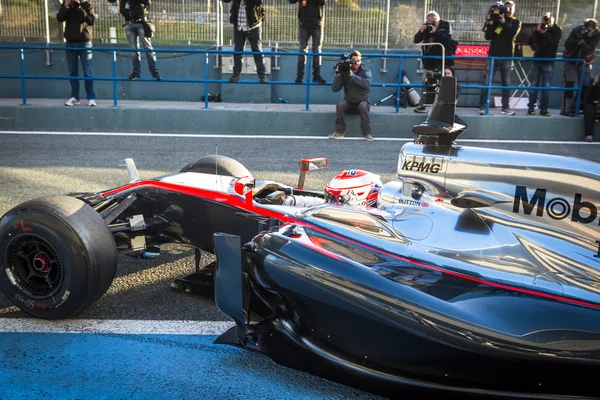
[0,0,595,49]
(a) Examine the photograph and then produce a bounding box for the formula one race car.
[1,77,599,399]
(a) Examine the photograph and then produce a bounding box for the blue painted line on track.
[0,333,381,400]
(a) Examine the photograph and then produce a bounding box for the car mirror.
[297,158,328,189]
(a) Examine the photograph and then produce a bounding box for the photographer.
[478,1,521,115]
[527,13,562,117]
[561,18,600,117]
[289,0,326,85]
[221,0,267,84]
[328,50,373,141]
[56,0,96,106]
[117,0,160,81]
[582,72,600,142]
[413,11,454,113]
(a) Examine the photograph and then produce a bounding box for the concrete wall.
[2,42,594,109]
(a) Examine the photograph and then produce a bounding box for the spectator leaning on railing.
[526,12,562,117]
[56,0,96,107]
[289,0,326,85]
[113,0,160,81]
[328,51,373,142]
[478,0,521,116]
[560,18,600,117]
[222,0,268,84]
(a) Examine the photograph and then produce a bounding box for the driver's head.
[325,169,382,208]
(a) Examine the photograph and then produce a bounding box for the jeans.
[562,62,592,114]
[233,26,266,76]
[479,60,512,109]
[66,41,95,101]
[297,26,323,77]
[527,62,554,110]
[584,103,597,136]
[125,23,158,76]
[335,100,371,135]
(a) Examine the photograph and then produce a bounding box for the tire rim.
[6,234,63,297]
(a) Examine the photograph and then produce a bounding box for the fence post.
[20,48,27,105]
[305,53,312,111]
[574,60,586,116]
[381,0,390,73]
[112,50,118,107]
[396,56,403,113]
[485,58,494,115]
[205,51,210,109]
[43,0,53,66]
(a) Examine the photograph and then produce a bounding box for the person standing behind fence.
[478,0,521,115]
[560,18,600,117]
[526,12,561,117]
[221,0,268,84]
[412,10,455,113]
[117,0,161,81]
[289,0,326,85]
[57,0,96,107]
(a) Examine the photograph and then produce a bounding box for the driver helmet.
[325,169,382,208]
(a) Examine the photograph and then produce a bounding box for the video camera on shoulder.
[334,53,357,74]
[488,1,508,22]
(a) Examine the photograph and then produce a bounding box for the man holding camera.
[526,13,562,117]
[118,0,160,81]
[583,73,600,142]
[289,0,326,85]
[413,11,454,113]
[582,72,600,142]
[478,0,521,115]
[561,18,600,117]
[328,50,373,141]
[222,0,267,84]
[56,0,96,106]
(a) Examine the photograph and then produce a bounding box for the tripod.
[373,89,408,107]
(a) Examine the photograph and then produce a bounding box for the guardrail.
[0,44,587,115]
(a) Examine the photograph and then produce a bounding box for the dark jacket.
[528,23,562,62]
[119,0,150,23]
[564,25,600,65]
[56,1,95,42]
[484,16,521,57]
[332,64,371,103]
[583,83,600,104]
[414,20,454,70]
[288,0,324,29]
[222,0,265,29]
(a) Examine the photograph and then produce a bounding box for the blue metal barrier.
[0,44,586,114]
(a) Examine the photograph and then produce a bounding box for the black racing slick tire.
[179,155,252,178]
[0,196,118,319]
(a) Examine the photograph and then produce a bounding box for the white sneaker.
[65,97,80,106]
[88,99,97,107]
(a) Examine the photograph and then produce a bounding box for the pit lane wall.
[0,44,597,140]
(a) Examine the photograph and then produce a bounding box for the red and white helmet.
[325,169,382,208]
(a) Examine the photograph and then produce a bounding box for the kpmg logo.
[513,186,599,224]
[401,155,443,174]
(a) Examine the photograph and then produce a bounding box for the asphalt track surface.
[0,132,599,400]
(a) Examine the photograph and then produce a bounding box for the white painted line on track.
[0,318,234,335]
[0,130,598,144]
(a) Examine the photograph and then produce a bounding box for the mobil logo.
[513,185,599,225]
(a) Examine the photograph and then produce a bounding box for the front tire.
[0,196,117,319]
